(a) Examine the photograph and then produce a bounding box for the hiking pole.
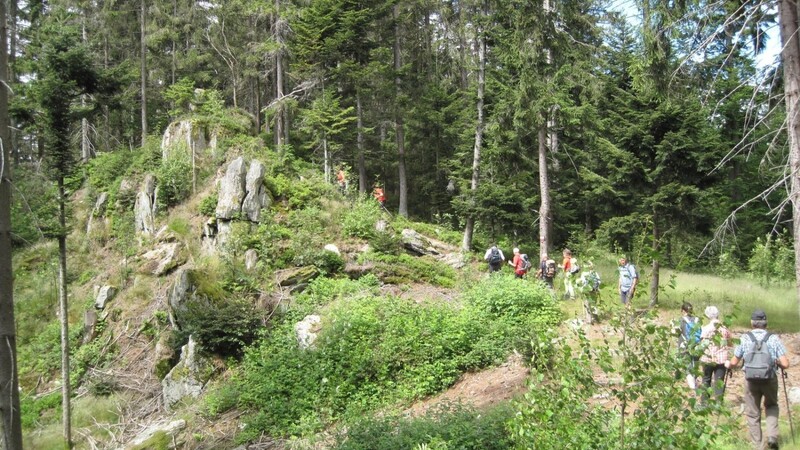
[782,368,796,445]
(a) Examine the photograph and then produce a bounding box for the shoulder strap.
[747,331,771,348]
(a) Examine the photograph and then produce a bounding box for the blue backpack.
[681,317,702,347]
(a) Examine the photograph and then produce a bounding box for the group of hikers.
[335,167,387,209]
[484,244,794,449]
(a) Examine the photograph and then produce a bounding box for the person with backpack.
[726,309,790,449]
[699,305,731,403]
[617,256,638,306]
[677,302,702,390]
[484,245,505,273]
[508,248,531,278]
[535,254,557,290]
[560,249,578,299]
[578,262,601,323]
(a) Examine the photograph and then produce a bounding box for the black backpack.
[744,331,775,381]
[545,260,556,278]
[489,248,502,264]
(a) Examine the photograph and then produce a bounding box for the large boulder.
[295,315,322,350]
[162,337,214,411]
[94,285,117,310]
[215,157,247,220]
[241,160,268,222]
[118,419,186,450]
[161,120,214,161]
[133,175,158,235]
[168,268,196,329]
[141,242,184,276]
[275,266,317,287]
[400,228,465,269]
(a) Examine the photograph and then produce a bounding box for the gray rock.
[119,419,186,450]
[134,191,156,235]
[324,244,340,255]
[161,120,207,160]
[95,285,117,310]
[244,249,259,271]
[168,268,194,329]
[215,157,247,219]
[295,315,322,350]
[275,266,317,287]
[241,160,267,222]
[83,310,98,344]
[401,229,438,256]
[162,337,214,411]
[141,242,184,276]
[789,386,800,405]
[86,192,108,234]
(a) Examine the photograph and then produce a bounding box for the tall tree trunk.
[81,21,91,163]
[357,92,367,193]
[538,123,552,258]
[0,0,23,442]
[274,0,286,150]
[394,4,408,217]
[779,0,800,320]
[649,213,660,307]
[462,26,485,252]
[57,177,72,449]
[140,0,148,145]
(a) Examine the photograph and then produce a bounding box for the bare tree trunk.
[780,0,800,320]
[394,4,408,217]
[274,0,285,150]
[81,21,91,163]
[57,177,72,449]
[649,214,660,307]
[357,92,367,193]
[0,0,23,442]
[140,0,148,145]
[538,123,551,258]
[462,26,485,252]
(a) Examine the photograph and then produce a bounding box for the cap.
[751,309,767,321]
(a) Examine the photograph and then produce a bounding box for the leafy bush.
[174,298,263,358]
[156,154,193,208]
[748,234,794,285]
[334,405,514,450]
[368,253,457,287]
[509,310,732,449]
[198,192,218,216]
[462,274,560,322]
[341,195,382,239]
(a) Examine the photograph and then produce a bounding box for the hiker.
[484,245,505,273]
[726,309,790,450]
[535,253,557,290]
[578,262,601,323]
[336,168,347,194]
[559,249,578,299]
[677,302,701,390]
[699,305,731,403]
[372,184,386,208]
[618,256,638,305]
[508,247,529,279]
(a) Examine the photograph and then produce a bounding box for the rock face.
[118,419,186,450]
[215,157,248,220]
[168,268,196,329]
[94,285,117,310]
[162,337,214,411]
[161,120,217,161]
[141,242,184,276]
[86,192,108,234]
[295,315,322,350]
[134,174,158,235]
[241,160,268,222]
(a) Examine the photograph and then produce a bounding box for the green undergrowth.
[331,404,515,450]
[368,252,457,287]
[204,274,560,441]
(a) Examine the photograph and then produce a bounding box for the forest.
[2,0,800,448]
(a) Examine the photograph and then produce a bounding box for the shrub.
[335,404,514,450]
[156,154,193,208]
[174,297,263,358]
[462,274,560,322]
[369,253,457,287]
[198,192,218,216]
[341,195,382,239]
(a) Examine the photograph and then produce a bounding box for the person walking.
[560,249,577,299]
[699,305,731,403]
[535,253,557,290]
[726,309,790,449]
[508,247,527,279]
[618,256,638,306]
[677,302,701,390]
[484,245,505,273]
[372,183,386,208]
[336,167,347,195]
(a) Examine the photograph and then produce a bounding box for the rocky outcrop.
[118,419,186,450]
[244,249,258,271]
[94,285,117,310]
[86,192,108,234]
[295,315,322,350]
[215,157,247,220]
[134,174,158,235]
[168,268,196,329]
[324,244,340,255]
[161,120,217,161]
[400,228,466,269]
[275,266,317,287]
[241,160,268,222]
[162,337,214,411]
[141,242,184,276]
[83,310,98,344]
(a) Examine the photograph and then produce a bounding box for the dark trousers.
[701,363,726,402]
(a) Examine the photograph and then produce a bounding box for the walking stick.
[782,368,796,445]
